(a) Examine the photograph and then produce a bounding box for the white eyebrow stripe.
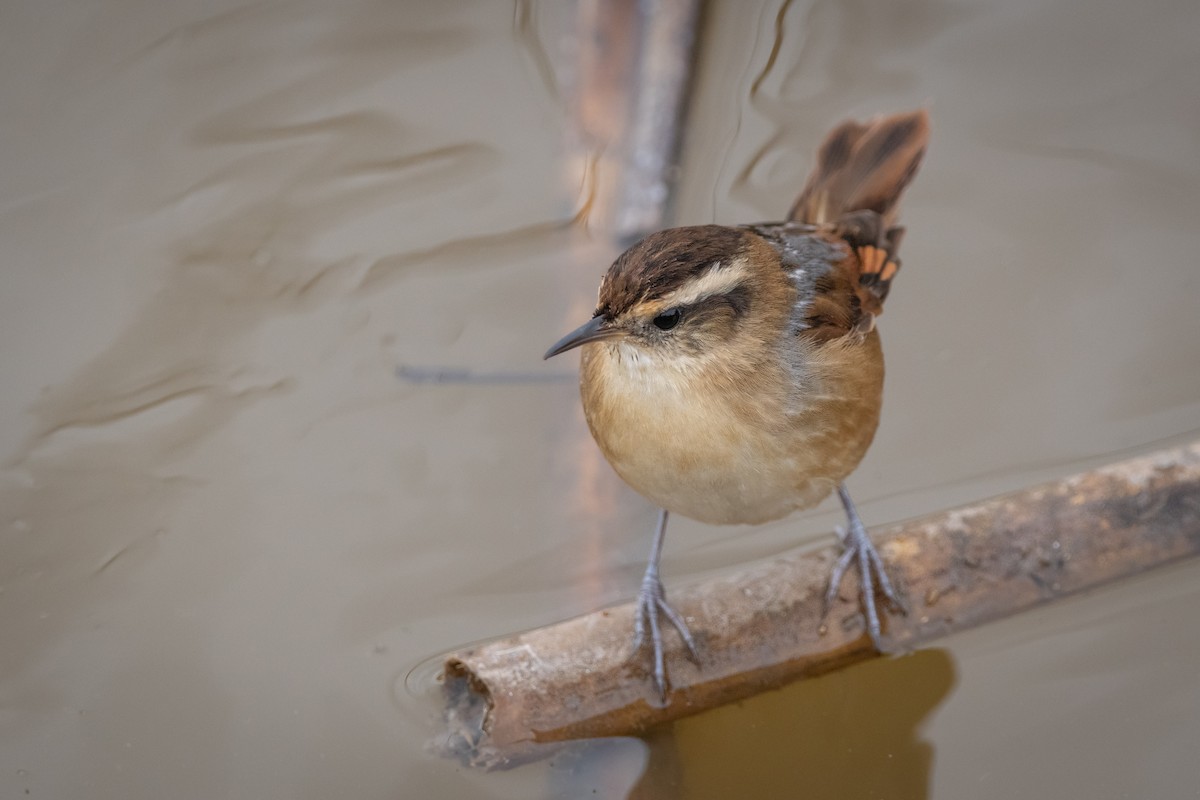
[657,257,749,308]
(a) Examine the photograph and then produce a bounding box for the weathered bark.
[440,440,1200,769]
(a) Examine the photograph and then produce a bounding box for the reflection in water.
[482,649,956,797]
[3,0,1199,798]
[642,649,957,799]
[395,364,575,384]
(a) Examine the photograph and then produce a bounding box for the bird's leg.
[631,509,698,699]
[824,484,905,647]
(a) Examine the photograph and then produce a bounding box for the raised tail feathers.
[788,110,929,226]
[790,110,930,315]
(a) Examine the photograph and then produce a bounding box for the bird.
[545,110,930,698]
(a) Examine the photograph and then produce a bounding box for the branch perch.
[439,440,1200,768]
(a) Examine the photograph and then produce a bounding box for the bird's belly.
[619,445,816,526]
[579,339,883,526]
[582,364,836,525]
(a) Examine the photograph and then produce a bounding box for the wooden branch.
[438,440,1200,768]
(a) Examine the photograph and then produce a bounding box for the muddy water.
[2,1,1198,799]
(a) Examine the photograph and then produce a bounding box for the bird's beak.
[544,316,622,360]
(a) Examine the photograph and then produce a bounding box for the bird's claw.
[631,573,697,701]
[825,520,905,649]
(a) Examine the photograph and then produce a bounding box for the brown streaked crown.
[596,225,749,318]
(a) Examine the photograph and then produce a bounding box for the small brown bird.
[546,110,930,697]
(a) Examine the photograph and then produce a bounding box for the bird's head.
[545,225,791,370]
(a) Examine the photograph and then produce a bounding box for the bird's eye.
[652,308,681,331]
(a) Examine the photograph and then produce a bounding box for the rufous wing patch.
[854,243,899,316]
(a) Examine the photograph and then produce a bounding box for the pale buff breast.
[578,331,884,526]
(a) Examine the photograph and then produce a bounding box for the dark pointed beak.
[544,316,621,359]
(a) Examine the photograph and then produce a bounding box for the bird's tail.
[788,109,929,227]
[790,110,930,315]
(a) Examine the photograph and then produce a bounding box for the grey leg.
[824,484,905,647]
[632,509,698,699]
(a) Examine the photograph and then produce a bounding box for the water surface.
[2,1,1198,798]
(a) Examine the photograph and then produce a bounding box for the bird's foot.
[631,571,698,701]
[824,516,906,649]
